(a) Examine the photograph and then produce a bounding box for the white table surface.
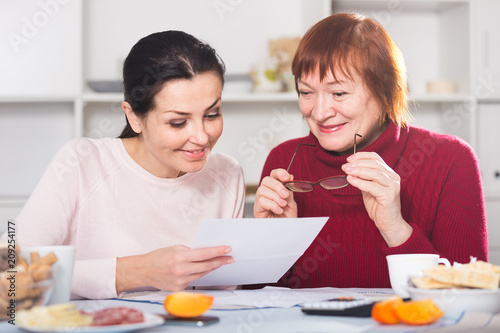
[2,289,498,333]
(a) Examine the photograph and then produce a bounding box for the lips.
[180,148,207,160]
[318,123,346,133]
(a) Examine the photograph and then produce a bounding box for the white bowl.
[406,286,500,319]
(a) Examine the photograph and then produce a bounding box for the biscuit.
[424,265,500,290]
[411,276,453,289]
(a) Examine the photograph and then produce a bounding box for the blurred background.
[1,0,499,263]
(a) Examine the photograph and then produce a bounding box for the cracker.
[424,265,500,289]
[454,268,500,290]
[411,276,453,289]
[467,260,500,275]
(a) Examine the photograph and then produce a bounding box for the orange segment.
[164,292,214,318]
[371,296,404,324]
[394,298,443,325]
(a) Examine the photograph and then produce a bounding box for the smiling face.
[297,68,386,155]
[122,71,223,178]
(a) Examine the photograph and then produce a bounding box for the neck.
[121,137,180,179]
[357,120,389,152]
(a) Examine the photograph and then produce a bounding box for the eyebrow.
[297,79,345,87]
[163,97,221,115]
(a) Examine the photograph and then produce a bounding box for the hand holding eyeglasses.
[341,151,412,247]
[253,168,299,219]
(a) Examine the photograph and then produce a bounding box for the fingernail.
[225,247,232,254]
[227,258,234,264]
[280,189,288,197]
[344,165,353,172]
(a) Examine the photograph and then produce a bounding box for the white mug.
[386,253,450,298]
[21,245,76,304]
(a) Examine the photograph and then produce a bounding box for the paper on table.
[120,287,368,309]
[188,217,328,286]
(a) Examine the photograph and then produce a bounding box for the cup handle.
[438,257,451,267]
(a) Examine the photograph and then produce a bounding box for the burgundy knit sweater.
[259,122,487,289]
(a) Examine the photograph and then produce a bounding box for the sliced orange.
[164,292,214,318]
[371,296,404,324]
[394,298,443,325]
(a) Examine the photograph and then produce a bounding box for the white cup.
[386,253,450,298]
[21,245,76,304]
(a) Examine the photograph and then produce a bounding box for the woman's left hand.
[342,152,412,247]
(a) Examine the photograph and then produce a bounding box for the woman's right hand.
[253,168,298,218]
[116,245,233,294]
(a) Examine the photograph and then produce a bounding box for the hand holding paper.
[189,217,328,286]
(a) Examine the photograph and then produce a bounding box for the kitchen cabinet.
[474,0,500,100]
[478,103,500,196]
[0,0,497,233]
[475,0,500,264]
[478,103,500,264]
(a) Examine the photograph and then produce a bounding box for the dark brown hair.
[292,13,410,127]
[119,31,225,138]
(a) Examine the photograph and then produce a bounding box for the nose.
[189,120,209,146]
[312,94,336,122]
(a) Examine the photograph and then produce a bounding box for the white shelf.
[334,0,469,11]
[81,92,474,104]
[222,92,298,102]
[0,93,474,105]
[81,91,299,103]
[82,92,124,103]
[0,95,77,103]
[0,198,28,206]
[409,94,473,103]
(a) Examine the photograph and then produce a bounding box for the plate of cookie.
[406,259,500,319]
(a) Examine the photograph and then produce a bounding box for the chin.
[183,160,208,174]
[315,136,336,151]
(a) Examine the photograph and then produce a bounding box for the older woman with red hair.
[252,13,487,289]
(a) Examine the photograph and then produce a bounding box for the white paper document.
[120,287,371,309]
[188,217,328,286]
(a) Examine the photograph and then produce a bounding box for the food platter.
[17,311,164,333]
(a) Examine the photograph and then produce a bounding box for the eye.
[205,108,221,120]
[333,92,348,98]
[169,120,187,128]
[299,90,313,97]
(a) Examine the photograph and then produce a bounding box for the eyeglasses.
[283,133,362,192]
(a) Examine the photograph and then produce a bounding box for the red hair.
[292,13,410,127]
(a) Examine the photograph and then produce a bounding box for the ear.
[122,101,142,134]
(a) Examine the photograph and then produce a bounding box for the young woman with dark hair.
[4,31,245,299]
[252,13,487,289]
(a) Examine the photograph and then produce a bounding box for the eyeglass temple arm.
[286,144,316,172]
[353,133,362,154]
